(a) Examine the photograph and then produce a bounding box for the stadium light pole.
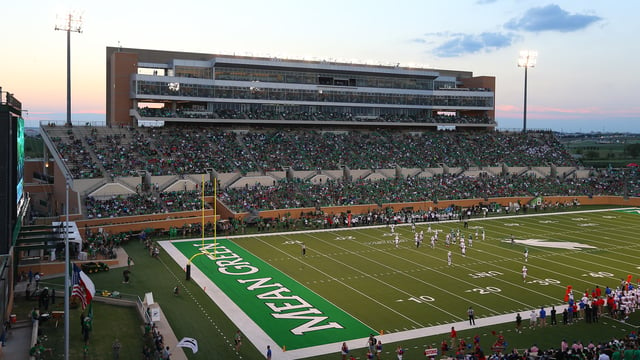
[55,12,83,126]
[518,50,537,132]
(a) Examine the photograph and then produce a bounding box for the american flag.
[72,264,95,310]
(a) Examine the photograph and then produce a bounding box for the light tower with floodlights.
[55,12,83,126]
[518,50,537,132]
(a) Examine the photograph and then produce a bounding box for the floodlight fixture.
[518,50,538,68]
[517,50,538,132]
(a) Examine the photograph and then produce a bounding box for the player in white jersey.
[522,265,528,282]
[461,243,466,257]
[415,233,420,248]
[390,224,395,234]
[394,234,399,248]
[430,236,436,249]
[482,229,485,241]
[447,251,452,266]
[524,248,529,262]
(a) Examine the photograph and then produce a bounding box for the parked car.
[81,262,109,273]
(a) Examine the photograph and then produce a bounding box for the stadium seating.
[42,124,640,217]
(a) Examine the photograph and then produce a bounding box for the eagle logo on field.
[507,239,596,250]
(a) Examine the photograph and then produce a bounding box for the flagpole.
[64,178,70,360]
[214,178,217,258]
[201,175,205,248]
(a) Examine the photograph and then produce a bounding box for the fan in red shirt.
[450,326,458,348]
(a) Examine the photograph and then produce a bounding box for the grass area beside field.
[11,295,143,360]
[40,239,264,359]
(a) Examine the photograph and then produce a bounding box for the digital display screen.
[16,116,24,204]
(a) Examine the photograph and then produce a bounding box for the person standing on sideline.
[529,310,537,329]
[450,326,457,348]
[375,340,383,360]
[550,305,557,325]
[234,330,242,352]
[366,349,375,360]
[539,307,547,327]
[266,345,272,360]
[468,306,476,325]
[367,334,376,354]
[396,345,405,360]
[162,346,171,360]
[341,342,349,360]
[515,313,522,333]
[112,338,121,360]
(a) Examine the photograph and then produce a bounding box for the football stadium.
[2,47,640,360]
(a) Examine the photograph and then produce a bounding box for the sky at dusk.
[2,0,639,132]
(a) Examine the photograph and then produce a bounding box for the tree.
[584,150,599,160]
[624,143,640,157]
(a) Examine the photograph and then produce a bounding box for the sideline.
[200,207,638,240]
[159,207,636,359]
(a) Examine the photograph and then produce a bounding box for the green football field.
[164,208,640,357]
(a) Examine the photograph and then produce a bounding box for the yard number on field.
[584,271,613,277]
[465,286,501,294]
[469,271,502,279]
[528,278,560,285]
[406,295,436,303]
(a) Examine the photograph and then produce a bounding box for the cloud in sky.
[431,32,517,58]
[422,4,602,58]
[505,4,602,32]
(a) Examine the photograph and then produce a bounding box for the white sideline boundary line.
[159,207,637,359]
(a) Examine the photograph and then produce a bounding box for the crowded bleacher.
[48,124,578,177]
[42,123,640,220]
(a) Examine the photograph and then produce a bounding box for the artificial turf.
[36,207,640,359]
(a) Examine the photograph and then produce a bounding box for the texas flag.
[72,263,96,310]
